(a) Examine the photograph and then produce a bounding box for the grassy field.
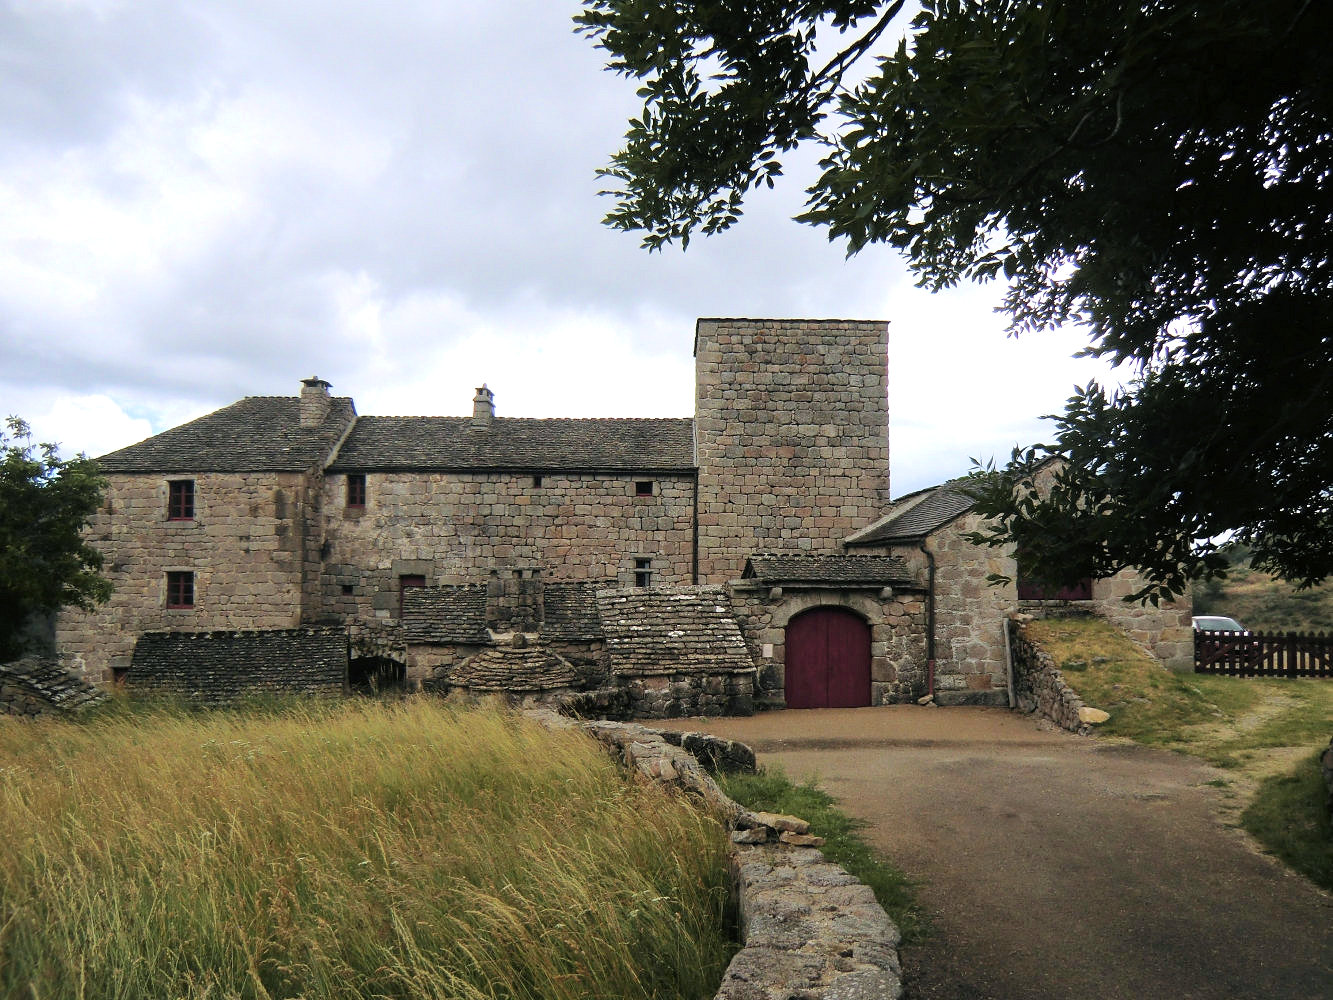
[1025,617,1333,890]
[720,768,929,945]
[1193,544,1333,632]
[0,699,734,1000]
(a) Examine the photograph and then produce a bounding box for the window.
[634,558,652,588]
[346,474,366,508]
[635,480,654,496]
[112,666,129,687]
[532,474,543,488]
[166,571,194,609]
[399,574,426,614]
[341,583,355,596]
[167,480,194,520]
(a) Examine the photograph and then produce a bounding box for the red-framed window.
[166,571,194,609]
[399,574,426,614]
[346,474,366,508]
[167,480,195,520]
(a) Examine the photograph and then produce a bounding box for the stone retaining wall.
[0,658,108,718]
[529,711,904,999]
[1007,618,1091,734]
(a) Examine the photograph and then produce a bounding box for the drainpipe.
[919,539,936,698]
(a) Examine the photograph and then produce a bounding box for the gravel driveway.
[659,706,1333,1000]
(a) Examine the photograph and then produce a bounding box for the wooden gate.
[785,607,871,709]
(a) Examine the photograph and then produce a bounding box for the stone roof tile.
[129,628,348,704]
[596,586,754,677]
[449,645,577,692]
[742,553,914,585]
[328,416,694,472]
[400,587,489,644]
[0,657,108,713]
[97,397,356,473]
[542,581,610,641]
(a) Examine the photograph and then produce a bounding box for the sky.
[0,0,1116,496]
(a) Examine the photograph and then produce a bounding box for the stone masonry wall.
[878,513,1016,706]
[1088,571,1193,671]
[320,471,695,623]
[1007,618,1092,733]
[694,319,890,584]
[728,584,927,708]
[57,471,312,682]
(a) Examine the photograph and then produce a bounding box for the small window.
[112,666,129,687]
[532,474,543,488]
[166,571,194,609]
[634,558,652,588]
[399,574,426,614]
[167,480,194,520]
[635,480,654,496]
[341,583,355,596]
[346,474,366,508]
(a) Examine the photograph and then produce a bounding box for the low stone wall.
[1007,618,1090,734]
[0,657,108,718]
[529,711,904,999]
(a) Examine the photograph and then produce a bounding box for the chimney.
[300,377,332,428]
[471,384,494,429]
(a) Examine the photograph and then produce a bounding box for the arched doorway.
[785,606,872,709]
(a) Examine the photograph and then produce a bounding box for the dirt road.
[659,707,1333,1000]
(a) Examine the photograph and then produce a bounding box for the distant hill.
[1192,545,1333,633]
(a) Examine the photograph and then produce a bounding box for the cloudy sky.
[1,0,1114,496]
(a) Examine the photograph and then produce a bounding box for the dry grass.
[1025,617,1333,889]
[0,698,734,1000]
[1193,548,1333,633]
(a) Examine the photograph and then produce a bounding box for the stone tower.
[693,318,890,583]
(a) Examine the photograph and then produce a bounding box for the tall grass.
[0,699,733,1000]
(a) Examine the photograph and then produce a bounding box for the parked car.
[1192,615,1248,633]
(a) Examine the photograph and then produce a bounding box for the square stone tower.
[693,318,890,583]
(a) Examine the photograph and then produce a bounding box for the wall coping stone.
[526,710,903,999]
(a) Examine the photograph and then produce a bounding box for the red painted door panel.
[785,607,871,709]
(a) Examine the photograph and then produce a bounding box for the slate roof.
[400,586,490,644]
[129,628,348,704]
[845,480,978,546]
[449,645,577,692]
[596,587,754,677]
[0,657,108,713]
[742,553,914,586]
[97,397,357,473]
[542,581,611,642]
[328,416,695,472]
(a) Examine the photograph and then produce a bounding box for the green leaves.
[581,0,1332,598]
[0,417,111,660]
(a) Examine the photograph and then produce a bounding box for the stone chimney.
[471,384,494,429]
[300,377,332,428]
[486,567,544,634]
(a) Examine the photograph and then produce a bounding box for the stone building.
[55,317,1189,713]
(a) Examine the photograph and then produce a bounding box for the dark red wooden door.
[785,607,871,709]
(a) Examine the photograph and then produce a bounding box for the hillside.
[1192,545,1333,633]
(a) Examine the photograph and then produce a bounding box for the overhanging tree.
[0,418,111,660]
[577,0,1332,601]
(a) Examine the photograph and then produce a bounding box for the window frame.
[167,480,195,521]
[346,473,367,509]
[633,557,652,588]
[165,570,194,609]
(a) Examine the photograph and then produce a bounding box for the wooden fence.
[1194,630,1333,677]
